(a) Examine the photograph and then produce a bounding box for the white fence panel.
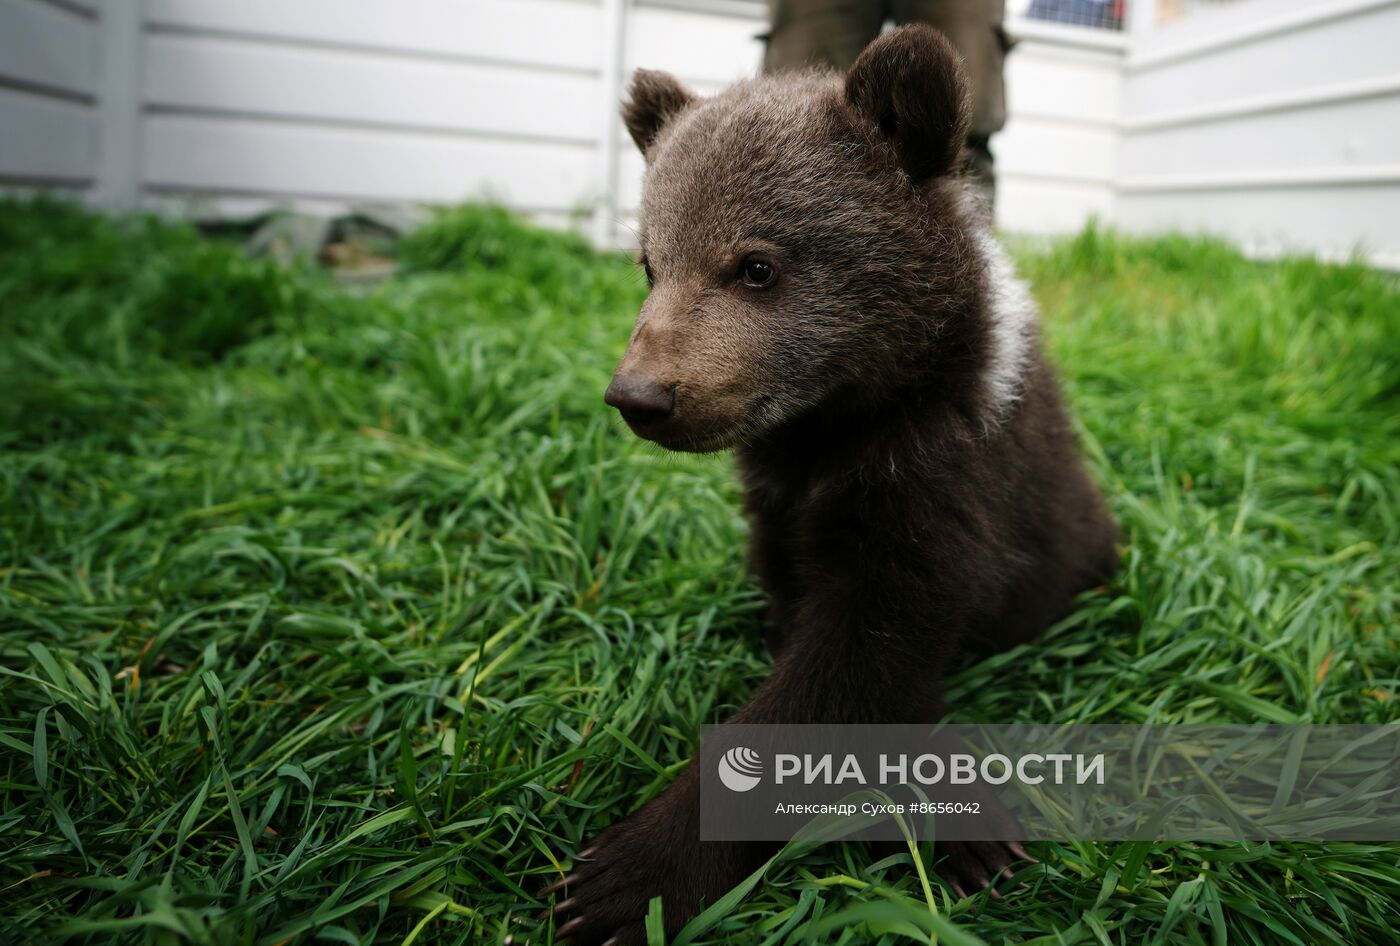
[626,4,764,89]
[998,118,1119,184]
[144,34,600,144]
[143,0,603,73]
[0,0,98,96]
[1126,0,1400,111]
[1117,0,1400,264]
[143,115,599,210]
[0,87,96,182]
[1121,88,1400,178]
[0,0,99,189]
[995,30,1124,233]
[1003,39,1123,125]
[139,0,610,217]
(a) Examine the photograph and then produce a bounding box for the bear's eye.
[739,256,777,289]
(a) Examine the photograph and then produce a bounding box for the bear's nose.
[604,374,675,428]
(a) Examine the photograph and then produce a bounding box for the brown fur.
[554,26,1119,944]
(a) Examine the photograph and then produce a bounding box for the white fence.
[1,0,1397,265]
[1118,0,1400,265]
[133,0,1123,243]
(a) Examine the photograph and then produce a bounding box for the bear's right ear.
[622,69,695,157]
[845,25,972,181]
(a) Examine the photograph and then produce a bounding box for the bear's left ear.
[622,69,695,157]
[845,25,972,181]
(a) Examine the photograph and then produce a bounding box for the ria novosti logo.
[717,747,763,792]
[715,746,1108,792]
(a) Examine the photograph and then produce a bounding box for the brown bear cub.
[547,25,1119,945]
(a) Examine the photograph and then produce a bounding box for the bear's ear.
[844,25,972,181]
[622,69,695,156]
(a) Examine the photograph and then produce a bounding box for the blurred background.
[2,0,1398,265]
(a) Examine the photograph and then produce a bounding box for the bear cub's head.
[606,26,997,453]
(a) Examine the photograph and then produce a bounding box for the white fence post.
[96,0,142,210]
[1126,0,1158,35]
[595,0,630,247]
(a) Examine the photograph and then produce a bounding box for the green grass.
[1,198,1397,945]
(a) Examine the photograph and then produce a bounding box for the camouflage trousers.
[763,0,1010,208]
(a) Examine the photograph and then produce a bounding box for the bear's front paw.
[541,778,764,946]
[542,813,703,946]
[542,833,649,944]
[935,839,1037,901]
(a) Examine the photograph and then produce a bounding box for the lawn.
[1,198,1397,945]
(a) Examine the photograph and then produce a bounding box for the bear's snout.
[604,373,676,434]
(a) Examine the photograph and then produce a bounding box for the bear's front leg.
[545,603,1025,944]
